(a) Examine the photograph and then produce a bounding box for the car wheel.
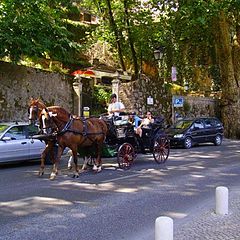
[214,135,222,146]
[184,137,192,149]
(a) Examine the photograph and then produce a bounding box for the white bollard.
[155,216,173,240]
[215,186,228,215]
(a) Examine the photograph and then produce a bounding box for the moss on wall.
[0,61,73,121]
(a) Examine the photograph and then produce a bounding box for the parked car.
[165,117,224,149]
[0,122,51,164]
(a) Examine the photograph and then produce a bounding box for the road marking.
[100,173,142,183]
[98,165,189,184]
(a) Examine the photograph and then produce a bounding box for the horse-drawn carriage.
[99,113,170,169]
[28,98,170,179]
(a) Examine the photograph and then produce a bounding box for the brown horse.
[28,98,58,176]
[39,103,108,180]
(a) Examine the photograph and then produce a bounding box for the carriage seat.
[113,115,129,126]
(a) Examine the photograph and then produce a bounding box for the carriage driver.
[108,93,125,117]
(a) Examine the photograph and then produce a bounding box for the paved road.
[0,139,240,240]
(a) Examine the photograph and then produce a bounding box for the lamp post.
[154,46,175,124]
[73,77,83,116]
[112,71,121,101]
[154,46,164,84]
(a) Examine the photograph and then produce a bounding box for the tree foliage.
[1,0,240,137]
[81,0,240,137]
[0,0,81,63]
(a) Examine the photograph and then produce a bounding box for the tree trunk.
[105,0,126,71]
[214,11,240,138]
[123,0,139,78]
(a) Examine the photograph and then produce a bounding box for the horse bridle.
[40,109,105,141]
[28,105,39,124]
[40,108,59,135]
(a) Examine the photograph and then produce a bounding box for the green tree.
[0,0,80,63]
[82,0,158,78]
[86,0,240,138]
[162,0,240,138]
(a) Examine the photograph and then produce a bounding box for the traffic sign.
[173,96,184,107]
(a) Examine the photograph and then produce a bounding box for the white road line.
[101,173,143,183]
[98,163,205,183]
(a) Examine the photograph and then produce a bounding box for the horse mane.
[49,106,71,116]
[29,98,46,109]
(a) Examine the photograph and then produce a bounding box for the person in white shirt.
[108,93,125,117]
[136,111,154,137]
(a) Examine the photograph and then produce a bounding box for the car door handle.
[21,142,27,145]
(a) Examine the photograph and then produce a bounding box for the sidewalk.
[174,187,240,240]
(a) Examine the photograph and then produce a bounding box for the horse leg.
[82,156,88,170]
[93,143,102,173]
[81,155,95,171]
[67,149,73,170]
[39,149,47,176]
[39,141,54,176]
[50,145,64,180]
[71,148,80,178]
[67,156,73,170]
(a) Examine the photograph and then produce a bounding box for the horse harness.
[44,112,105,144]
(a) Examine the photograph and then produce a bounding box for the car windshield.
[0,124,9,134]
[172,120,193,129]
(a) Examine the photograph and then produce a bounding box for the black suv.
[165,117,224,149]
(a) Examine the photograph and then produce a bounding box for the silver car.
[0,122,46,163]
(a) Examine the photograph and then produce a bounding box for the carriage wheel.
[153,136,170,164]
[117,143,135,169]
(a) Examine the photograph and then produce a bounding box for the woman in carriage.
[136,111,154,137]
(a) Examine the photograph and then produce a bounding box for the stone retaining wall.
[120,77,220,121]
[0,61,220,123]
[0,61,73,121]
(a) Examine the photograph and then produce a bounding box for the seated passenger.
[128,112,142,129]
[136,111,154,137]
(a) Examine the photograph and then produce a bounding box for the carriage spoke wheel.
[117,143,135,170]
[153,136,170,164]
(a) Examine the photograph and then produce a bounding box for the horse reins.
[48,114,105,141]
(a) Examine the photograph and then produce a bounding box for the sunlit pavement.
[0,139,240,240]
[174,186,240,240]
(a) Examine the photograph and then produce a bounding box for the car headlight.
[173,134,184,138]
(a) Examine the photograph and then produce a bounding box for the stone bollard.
[155,216,173,240]
[216,186,228,215]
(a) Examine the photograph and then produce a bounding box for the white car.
[0,122,47,163]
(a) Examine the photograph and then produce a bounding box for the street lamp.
[154,47,164,61]
[154,46,165,86]
[112,71,121,101]
[73,77,83,116]
[154,46,164,61]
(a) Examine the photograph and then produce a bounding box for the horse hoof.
[38,171,44,176]
[94,166,102,173]
[81,165,87,170]
[92,165,98,171]
[93,169,101,173]
[50,172,56,180]
[72,174,79,178]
